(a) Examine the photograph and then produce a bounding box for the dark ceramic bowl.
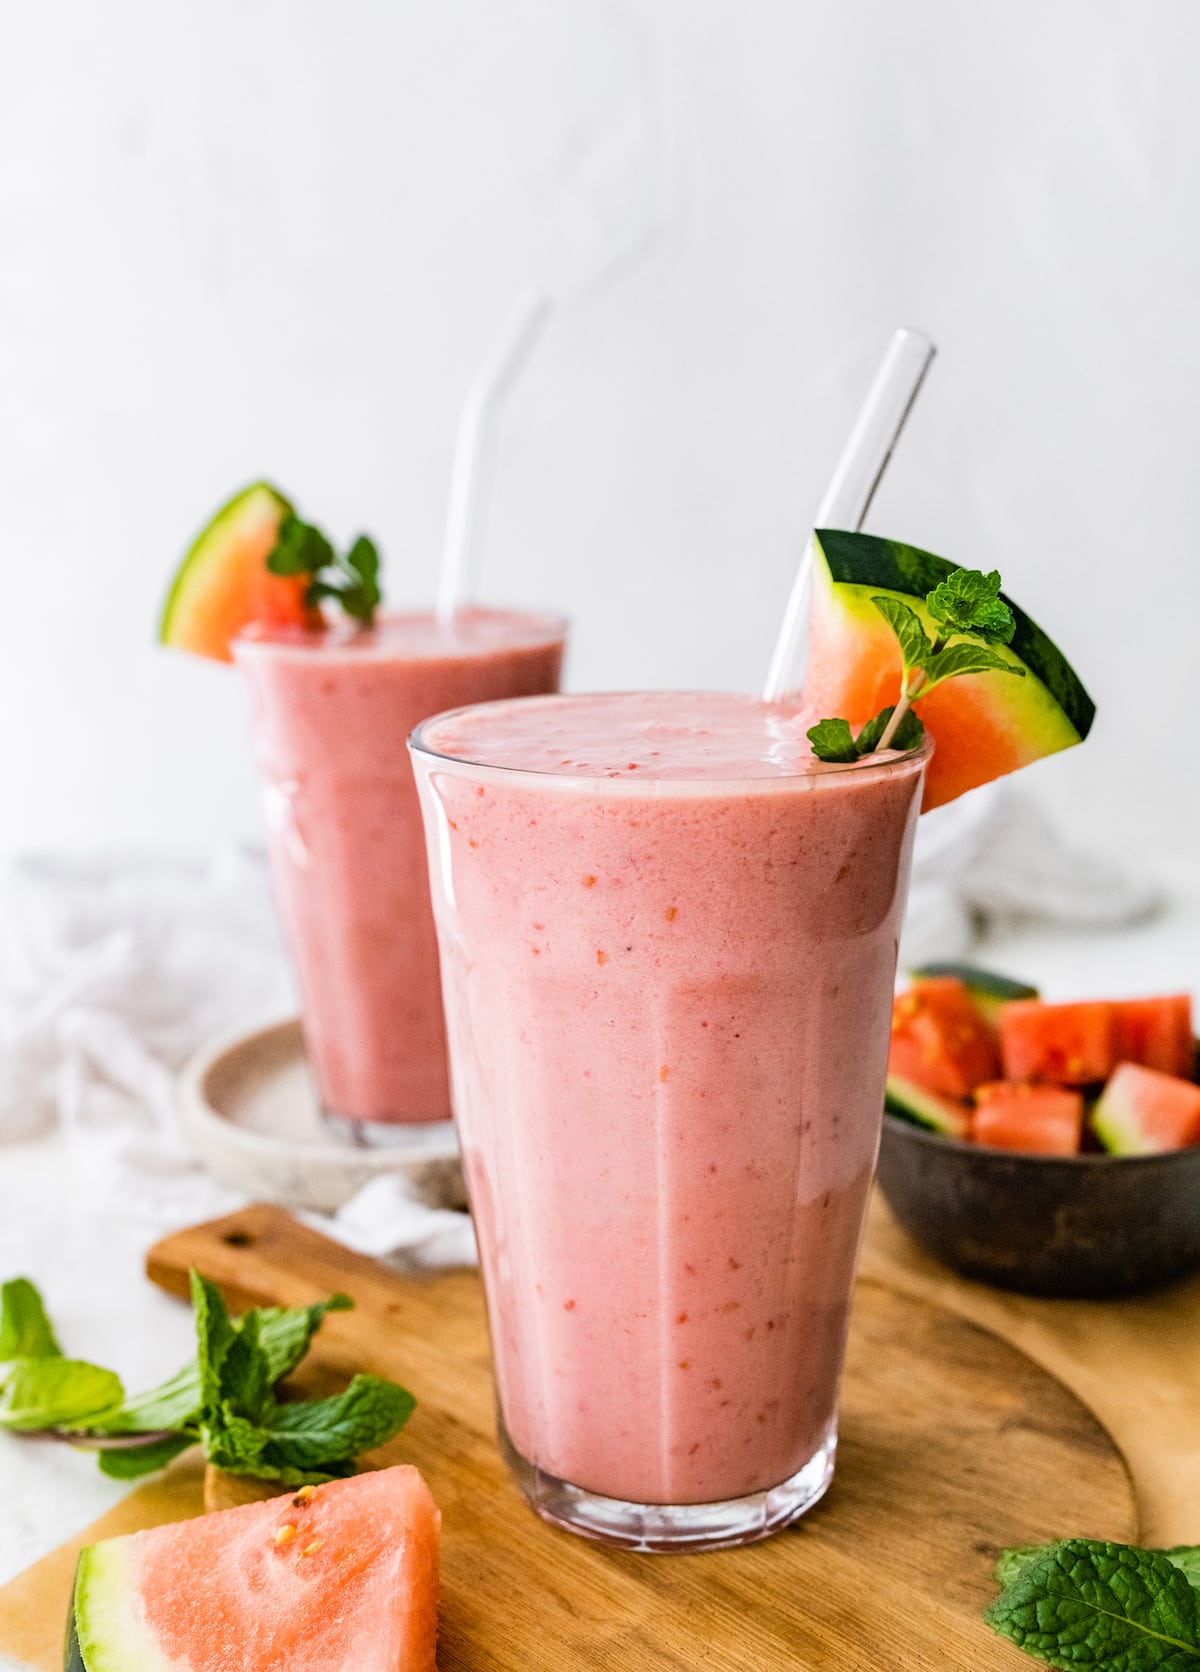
[876,1112,1200,1298]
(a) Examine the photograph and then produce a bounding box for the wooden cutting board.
[0,1205,1134,1672]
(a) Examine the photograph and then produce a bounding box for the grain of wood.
[0,1204,1135,1672]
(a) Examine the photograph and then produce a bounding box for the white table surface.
[1,864,1197,1655]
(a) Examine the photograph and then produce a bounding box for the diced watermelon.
[1112,995,1195,1081]
[159,482,318,663]
[70,1465,440,1672]
[999,1000,1114,1086]
[971,1081,1084,1155]
[885,1072,972,1139]
[801,530,1095,811]
[1093,1062,1200,1155]
[908,961,1039,1028]
[889,978,1001,1099]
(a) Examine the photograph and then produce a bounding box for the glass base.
[498,1415,836,1553]
[320,1111,457,1152]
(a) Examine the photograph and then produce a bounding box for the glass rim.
[409,690,934,792]
[230,605,570,662]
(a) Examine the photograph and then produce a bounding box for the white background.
[2,0,1196,865]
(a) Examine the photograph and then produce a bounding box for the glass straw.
[437,288,554,623]
[761,327,936,703]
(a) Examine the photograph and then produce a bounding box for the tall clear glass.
[411,692,930,1549]
[232,608,566,1144]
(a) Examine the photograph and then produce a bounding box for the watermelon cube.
[971,1082,1084,1156]
[999,1000,1114,1086]
[1093,1062,1200,1155]
[1112,995,1194,1081]
[889,978,1001,1100]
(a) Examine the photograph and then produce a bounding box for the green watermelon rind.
[72,1539,172,1672]
[909,962,1039,1004]
[158,481,294,647]
[813,529,1096,743]
[884,1073,970,1139]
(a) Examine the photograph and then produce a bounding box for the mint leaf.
[807,717,860,763]
[266,515,336,579]
[93,1359,203,1436]
[265,516,382,627]
[0,1278,61,1361]
[871,596,932,672]
[97,1434,193,1480]
[217,1309,273,1424]
[986,1539,1200,1668]
[855,707,925,755]
[923,643,1025,689]
[191,1270,239,1414]
[257,1295,353,1384]
[1162,1549,1200,1590]
[998,1541,1200,1594]
[264,1375,415,1470]
[926,567,1015,645]
[0,1360,123,1431]
[92,1293,354,1437]
[342,536,382,622]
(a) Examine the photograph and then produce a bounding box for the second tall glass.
[234,608,566,1141]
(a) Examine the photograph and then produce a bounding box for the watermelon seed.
[302,1538,324,1557]
[292,1485,317,1507]
[274,1524,298,1546]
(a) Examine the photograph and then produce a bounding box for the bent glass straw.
[761,327,936,703]
[437,288,554,623]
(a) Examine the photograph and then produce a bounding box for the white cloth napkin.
[0,804,1159,1259]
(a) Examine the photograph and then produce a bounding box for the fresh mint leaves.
[0,1273,413,1486]
[807,562,1025,763]
[0,1277,62,1361]
[189,1273,412,1485]
[926,567,1015,643]
[0,1359,123,1432]
[988,1539,1200,1668]
[267,514,382,626]
[0,1277,122,1432]
[806,707,925,766]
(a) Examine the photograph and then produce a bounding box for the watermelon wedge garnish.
[803,530,1095,810]
[159,483,318,663]
[68,1465,440,1672]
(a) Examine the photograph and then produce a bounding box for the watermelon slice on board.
[68,1465,440,1672]
[159,482,317,663]
[802,530,1096,811]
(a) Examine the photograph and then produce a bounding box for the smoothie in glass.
[411,690,929,1548]
[234,608,566,1139]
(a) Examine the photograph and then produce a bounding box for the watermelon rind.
[72,1539,172,1672]
[813,529,1096,743]
[158,481,294,650]
[885,1073,970,1139]
[910,962,1039,1027]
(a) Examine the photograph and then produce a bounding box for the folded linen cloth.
[0,807,1159,1260]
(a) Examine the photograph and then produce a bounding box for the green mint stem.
[875,673,925,751]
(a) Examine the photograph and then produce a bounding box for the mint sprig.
[808,564,1025,764]
[267,515,382,626]
[0,1272,414,1485]
[987,1539,1200,1668]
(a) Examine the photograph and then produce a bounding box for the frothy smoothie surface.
[413,692,928,1510]
[420,689,841,780]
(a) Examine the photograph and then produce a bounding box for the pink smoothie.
[233,609,565,1129]
[412,692,928,1509]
